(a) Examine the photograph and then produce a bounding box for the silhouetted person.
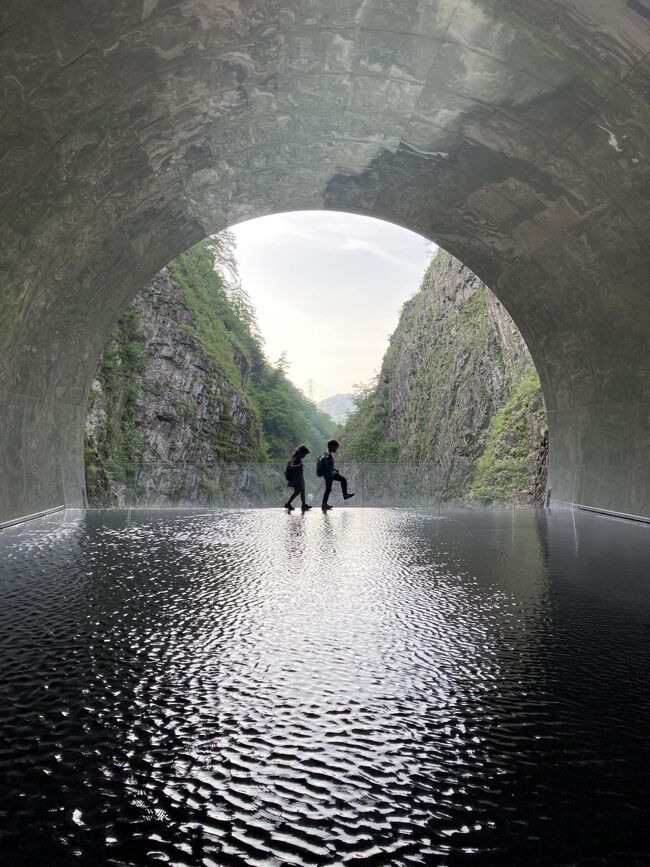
[284,444,312,512]
[319,438,354,511]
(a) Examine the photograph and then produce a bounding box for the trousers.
[322,471,348,505]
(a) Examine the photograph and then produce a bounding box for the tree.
[206,232,262,343]
[206,230,238,283]
[274,351,290,375]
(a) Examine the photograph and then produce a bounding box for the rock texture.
[342,252,547,504]
[530,431,550,506]
[85,268,263,507]
[84,238,336,508]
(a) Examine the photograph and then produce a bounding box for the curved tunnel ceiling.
[0,0,649,523]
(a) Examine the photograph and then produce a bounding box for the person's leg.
[333,471,347,497]
[322,476,333,508]
[286,487,300,507]
[299,484,307,507]
[333,472,354,500]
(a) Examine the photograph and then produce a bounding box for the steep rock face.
[85,237,337,508]
[85,268,262,507]
[343,252,547,502]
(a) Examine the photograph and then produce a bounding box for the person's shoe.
[321,503,333,511]
[343,493,355,500]
[301,504,312,511]
[284,502,295,511]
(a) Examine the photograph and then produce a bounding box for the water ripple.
[1,507,649,865]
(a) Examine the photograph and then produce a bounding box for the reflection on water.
[0,507,649,865]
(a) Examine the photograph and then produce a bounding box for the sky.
[230,211,435,403]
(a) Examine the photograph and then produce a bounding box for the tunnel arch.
[1,0,649,524]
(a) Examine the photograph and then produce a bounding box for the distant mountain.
[318,393,356,425]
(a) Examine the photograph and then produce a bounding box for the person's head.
[292,444,310,459]
[327,438,340,453]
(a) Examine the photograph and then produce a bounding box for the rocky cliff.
[342,252,547,504]
[85,237,335,507]
[86,268,261,507]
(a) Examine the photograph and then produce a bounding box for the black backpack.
[315,453,328,477]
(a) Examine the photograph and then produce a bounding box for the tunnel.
[1,0,649,526]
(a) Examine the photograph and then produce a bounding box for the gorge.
[85,238,547,508]
[84,235,335,508]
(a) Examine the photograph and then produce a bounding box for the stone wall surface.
[341,252,547,503]
[84,268,263,507]
[1,1,649,522]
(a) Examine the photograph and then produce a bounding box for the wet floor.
[0,507,649,866]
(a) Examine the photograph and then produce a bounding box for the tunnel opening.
[81,210,549,512]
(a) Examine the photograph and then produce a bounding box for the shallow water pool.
[1,507,649,865]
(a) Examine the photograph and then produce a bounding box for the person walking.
[318,438,354,511]
[284,444,312,512]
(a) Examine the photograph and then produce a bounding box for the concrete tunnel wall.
[1,0,649,525]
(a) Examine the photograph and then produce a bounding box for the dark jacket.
[322,451,335,479]
[286,458,305,488]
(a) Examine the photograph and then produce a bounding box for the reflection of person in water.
[284,444,312,512]
[320,438,354,511]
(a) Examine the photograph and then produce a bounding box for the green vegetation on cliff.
[169,239,257,395]
[86,235,335,501]
[470,370,545,502]
[87,242,546,507]
[165,238,262,463]
[341,372,398,464]
[341,251,546,503]
[86,308,146,489]
[170,238,335,462]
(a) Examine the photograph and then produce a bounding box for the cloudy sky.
[230,211,435,403]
